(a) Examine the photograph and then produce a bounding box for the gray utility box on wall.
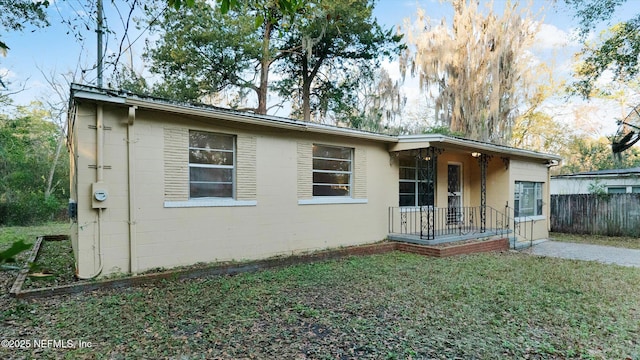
[91,182,109,209]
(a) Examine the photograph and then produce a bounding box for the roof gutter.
[552,173,640,179]
[124,98,308,132]
[72,88,126,104]
[71,85,564,152]
[71,85,397,143]
[394,134,561,161]
[125,98,397,143]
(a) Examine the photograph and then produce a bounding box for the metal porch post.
[477,154,491,233]
[418,147,441,240]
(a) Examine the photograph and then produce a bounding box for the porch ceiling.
[389,134,561,163]
[390,140,433,152]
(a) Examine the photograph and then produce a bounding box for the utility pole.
[97,0,104,88]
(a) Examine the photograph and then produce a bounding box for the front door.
[447,164,462,224]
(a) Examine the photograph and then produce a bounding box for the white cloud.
[381,59,402,80]
[540,95,638,138]
[381,58,423,104]
[534,23,579,50]
[595,69,616,86]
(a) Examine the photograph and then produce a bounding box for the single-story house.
[68,84,561,278]
[551,167,640,195]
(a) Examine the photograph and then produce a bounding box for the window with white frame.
[188,130,235,198]
[514,181,542,217]
[312,144,352,196]
[399,154,434,207]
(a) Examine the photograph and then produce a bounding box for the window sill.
[164,199,257,208]
[298,197,368,205]
[515,215,545,222]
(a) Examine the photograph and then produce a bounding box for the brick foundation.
[396,237,509,257]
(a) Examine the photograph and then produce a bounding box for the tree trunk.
[301,54,311,121]
[301,49,327,122]
[45,131,65,199]
[302,79,312,121]
[256,18,273,115]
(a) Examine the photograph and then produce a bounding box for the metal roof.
[553,167,640,178]
[70,83,561,162]
[70,83,398,142]
[393,134,561,162]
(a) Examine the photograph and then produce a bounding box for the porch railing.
[503,205,536,248]
[388,206,510,240]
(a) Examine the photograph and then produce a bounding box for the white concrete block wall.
[71,99,556,277]
[74,104,397,276]
[509,159,552,240]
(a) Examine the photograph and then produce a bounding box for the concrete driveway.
[527,241,640,268]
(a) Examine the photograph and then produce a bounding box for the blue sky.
[0,0,578,100]
[1,0,639,135]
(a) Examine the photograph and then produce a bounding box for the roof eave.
[393,134,561,162]
[552,173,640,179]
[71,85,398,143]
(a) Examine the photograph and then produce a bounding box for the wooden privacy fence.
[550,194,640,236]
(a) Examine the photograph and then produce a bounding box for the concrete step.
[510,237,548,250]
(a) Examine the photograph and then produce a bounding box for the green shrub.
[0,191,64,226]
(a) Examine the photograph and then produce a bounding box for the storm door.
[447,164,462,224]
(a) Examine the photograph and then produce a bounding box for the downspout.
[97,104,104,183]
[79,103,105,279]
[127,106,138,274]
[546,160,560,234]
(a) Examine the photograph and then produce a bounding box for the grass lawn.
[1,250,639,359]
[550,232,640,250]
[0,222,71,276]
[0,222,70,249]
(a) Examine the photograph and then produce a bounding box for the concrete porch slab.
[388,229,512,246]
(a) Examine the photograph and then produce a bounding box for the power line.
[83,2,170,86]
[54,0,96,38]
[97,0,103,87]
[112,0,139,71]
[118,4,169,59]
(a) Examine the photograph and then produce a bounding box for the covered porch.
[386,135,550,248]
[388,205,513,246]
